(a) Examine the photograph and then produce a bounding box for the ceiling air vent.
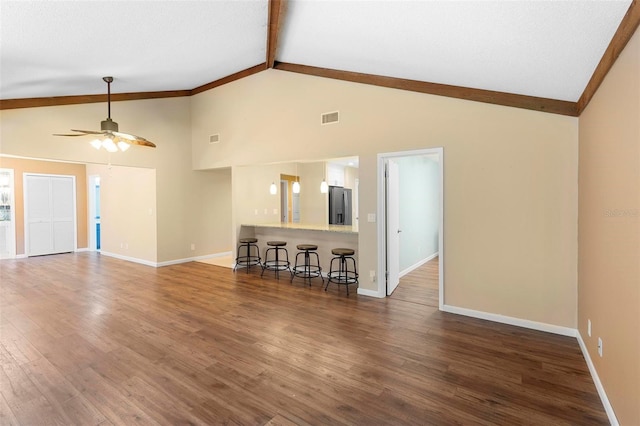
[321,111,339,125]
[209,134,220,144]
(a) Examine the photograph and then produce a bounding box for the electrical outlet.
[190,243,195,251]
[598,337,603,357]
[369,270,376,282]
[587,319,591,337]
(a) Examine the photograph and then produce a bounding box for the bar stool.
[291,244,323,286]
[326,248,359,295]
[261,241,292,279]
[233,238,261,273]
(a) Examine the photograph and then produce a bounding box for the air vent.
[321,111,339,125]
[209,134,220,144]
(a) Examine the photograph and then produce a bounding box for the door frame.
[23,173,77,256]
[376,147,444,309]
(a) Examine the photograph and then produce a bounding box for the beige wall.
[578,28,640,425]
[0,156,87,254]
[0,96,232,263]
[298,161,328,226]
[191,68,579,328]
[86,164,157,262]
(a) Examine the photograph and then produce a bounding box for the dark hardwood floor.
[0,253,607,425]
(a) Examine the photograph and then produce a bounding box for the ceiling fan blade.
[70,129,104,135]
[53,132,92,137]
[113,131,156,148]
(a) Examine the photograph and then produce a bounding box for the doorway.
[280,173,300,223]
[0,168,16,259]
[377,148,444,308]
[89,175,101,251]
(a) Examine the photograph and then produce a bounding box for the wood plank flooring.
[0,253,607,425]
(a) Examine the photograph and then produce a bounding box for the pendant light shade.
[320,179,328,193]
[270,182,277,195]
[292,181,300,194]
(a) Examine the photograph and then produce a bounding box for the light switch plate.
[368,213,376,223]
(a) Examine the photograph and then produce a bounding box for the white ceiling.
[0,0,633,103]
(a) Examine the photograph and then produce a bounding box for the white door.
[280,180,288,222]
[25,174,76,256]
[292,191,300,223]
[386,160,401,295]
[0,169,16,259]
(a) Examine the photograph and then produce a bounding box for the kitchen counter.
[246,222,358,234]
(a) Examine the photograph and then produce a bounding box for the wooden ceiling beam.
[190,64,266,95]
[266,0,288,69]
[0,90,191,110]
[576,0,640,115]
[274,62,578,116]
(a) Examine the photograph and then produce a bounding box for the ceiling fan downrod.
[101,76,118,132]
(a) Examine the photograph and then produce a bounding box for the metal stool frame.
[261,241,292,279]
[326,249,359,296]
[291,245,324,286]
[233,238,261,273]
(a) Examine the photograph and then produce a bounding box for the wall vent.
[209,134,220,144]
[321,111,339,125]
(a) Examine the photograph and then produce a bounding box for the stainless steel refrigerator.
[328,186,352,225]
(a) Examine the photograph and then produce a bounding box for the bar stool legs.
[326,248,358,295]
[233,238,261,273]
[291,244,323,286]
[261,241,291,279]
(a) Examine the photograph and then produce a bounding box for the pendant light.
[292,163,300,194]
[270,182,277,195]
[320,179,328,193]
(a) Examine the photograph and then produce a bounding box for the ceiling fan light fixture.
[102,137,118,153]
[117,141,130,152]
[90,139,102,150]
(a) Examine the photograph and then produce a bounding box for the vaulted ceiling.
[1,0,639,116]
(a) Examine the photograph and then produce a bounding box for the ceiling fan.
[54,76,156,152]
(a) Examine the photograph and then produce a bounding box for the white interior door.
[386,160,401,295]
[25,174,75,256]
[292,191,300,223]
[51,177,75,253]
[0,169,16,259]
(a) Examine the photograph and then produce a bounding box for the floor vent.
[209,134,220,144]
[321,111,339,125]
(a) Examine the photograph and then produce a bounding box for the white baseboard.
[441,304,577,337]
[157,251,233,267]
[576,332,619,426]
[400,252,438,278]
[15,253,27,259]
[357,287,385,298]
[99,251,157,267]
[75,247,90,252]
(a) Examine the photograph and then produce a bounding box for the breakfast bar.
[239,223,358,276]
